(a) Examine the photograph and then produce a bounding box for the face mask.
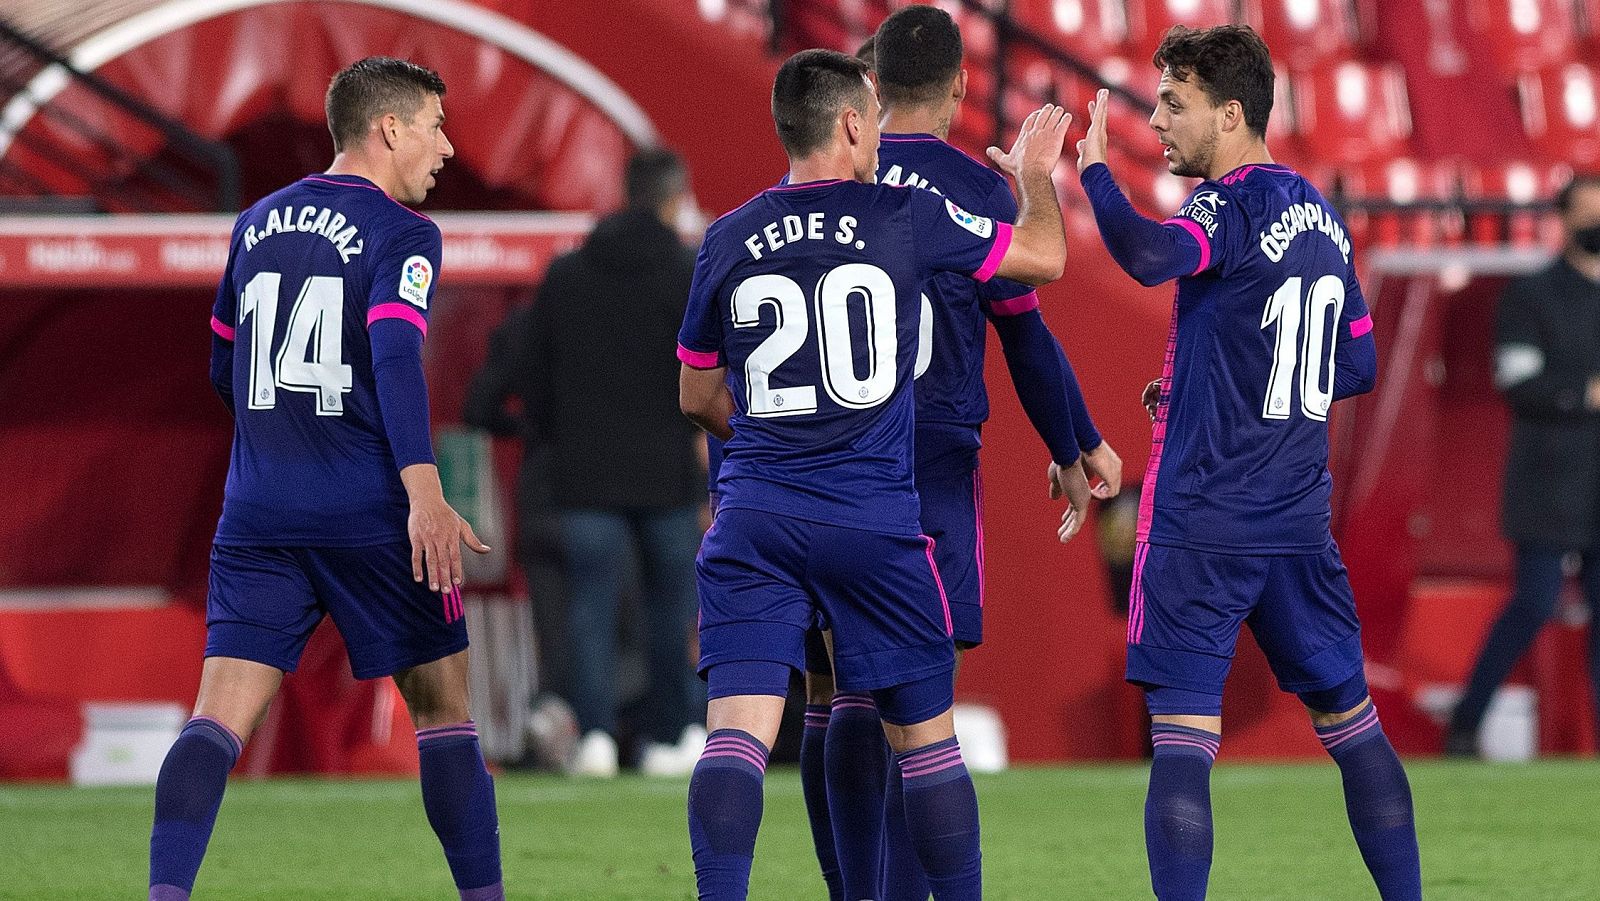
[1574,224,1600,255]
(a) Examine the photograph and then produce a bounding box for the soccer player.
[677,49,1072,900]
[805,9,1124,901]
[1075,25,1419,900]
[148,58,502,901]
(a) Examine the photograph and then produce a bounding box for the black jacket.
[465,208,702,511]
[1497,258,1600,549]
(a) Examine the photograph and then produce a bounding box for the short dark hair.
[1153,25,1274,137]
[874,5,963,106]
[771,49,872,158]
[325,57,447,153]
[1555,173,1600,213]
[626,147,687,210]
[855,35,877,70]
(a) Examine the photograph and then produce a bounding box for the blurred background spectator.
[466,149,707,776]
[1446,174,1600,756]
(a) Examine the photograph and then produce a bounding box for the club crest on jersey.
[1177,190,1226,237]
[399,256,432,308]
[944,199,993,238]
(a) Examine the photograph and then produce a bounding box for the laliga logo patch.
[399,255,433,309]
[944,199,993,239]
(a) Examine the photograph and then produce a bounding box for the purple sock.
[800,704,843,899]
[895,736,981,901]
[1144,724,1218,901]
[879,757,933,901]
[688,728,770,900]
[825,692,891,899]
[417,722,503,900]
[1316,705,1422,901]
[149,716,242,899]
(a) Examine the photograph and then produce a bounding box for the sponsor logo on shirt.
[399,255,432,308]
[1177,190,1226,237]
[944,199,994,239]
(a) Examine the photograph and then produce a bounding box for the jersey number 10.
[240,271,354,416]
[1260,274,1345,422]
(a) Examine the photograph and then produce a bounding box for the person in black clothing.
[1447,174,1600,755]
[465,148,706,775]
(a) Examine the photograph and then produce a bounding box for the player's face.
[395,93,453,205]
[850,78,882,184]
[1150,71,1220,180]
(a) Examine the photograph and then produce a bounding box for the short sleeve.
[366,219,442,339]
[1162,184,1240,276]
[974,179,1037,316]
[905,188,1012,284]
[210,216,247,342]
[677,238,725,369]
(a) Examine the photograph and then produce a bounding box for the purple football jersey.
[211,174,441,546]
[877,133,1040,432]
[1142,164,1372,553]
[678,178,1011,534]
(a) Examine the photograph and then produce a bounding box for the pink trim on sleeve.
[972,221,1013,283]
[210,316,235,342]
[367,302,428,338]
[1349,313,1374,339]
[677,343,721,369]
[1162,217,1212,274]
[987,291,1040,317]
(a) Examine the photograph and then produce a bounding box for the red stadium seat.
[1467,0,1579,75]
[1127,0,1241,61]
[1460,160,1569,245]
[1248,0,1360,64]
[1010,0,1131,61]
[1517,63,1600,166]
[1291,61,1412,165]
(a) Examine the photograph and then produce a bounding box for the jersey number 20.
[733,263,899,417]
[1261,274,1345,422]
[240,271,354,416]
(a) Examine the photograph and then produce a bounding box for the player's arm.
[369,224,489,593]
[1494,275,1596,415]
[1332,276,1378,401]
[679,362,734,441]
[208,224,243,415]
[982,105,1072,285]
[1075,90,1205,287]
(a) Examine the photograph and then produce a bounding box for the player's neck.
[1205,140,1273,182]
[880,104,953,140]
[788,152,857,186]
[325,153,399,198]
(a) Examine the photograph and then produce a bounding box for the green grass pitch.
[4,760,1597,899]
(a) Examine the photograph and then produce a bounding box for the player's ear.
[953,69,968,103]
[844,105,861,147]
[379,113,401,151]
[1220,99,1244,135]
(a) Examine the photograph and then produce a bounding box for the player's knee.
[1298,672,1370,725]
[1143,684,1223,719]
[873,672,955,752]
[804,670,835,705]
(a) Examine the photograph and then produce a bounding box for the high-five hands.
[1076,88,1111,174]
[987,104,1074,181]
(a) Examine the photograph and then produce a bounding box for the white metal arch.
[0,0,658,160]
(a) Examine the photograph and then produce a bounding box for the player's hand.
[987,104,1073,182]
[1081,440,1123,499]
[1076,89,1111,173]
[1049,459,1092,543]
[408,494,491,595]
[1142,378,1162,421]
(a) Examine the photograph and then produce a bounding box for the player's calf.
[690,664,789,901]
[802,640,844,899]
[1143,688,1223,901]
[1302,680,1421,901]
[876,676,980,901]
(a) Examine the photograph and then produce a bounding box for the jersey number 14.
[240,271,354,416]
[1261,274,1345,422]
